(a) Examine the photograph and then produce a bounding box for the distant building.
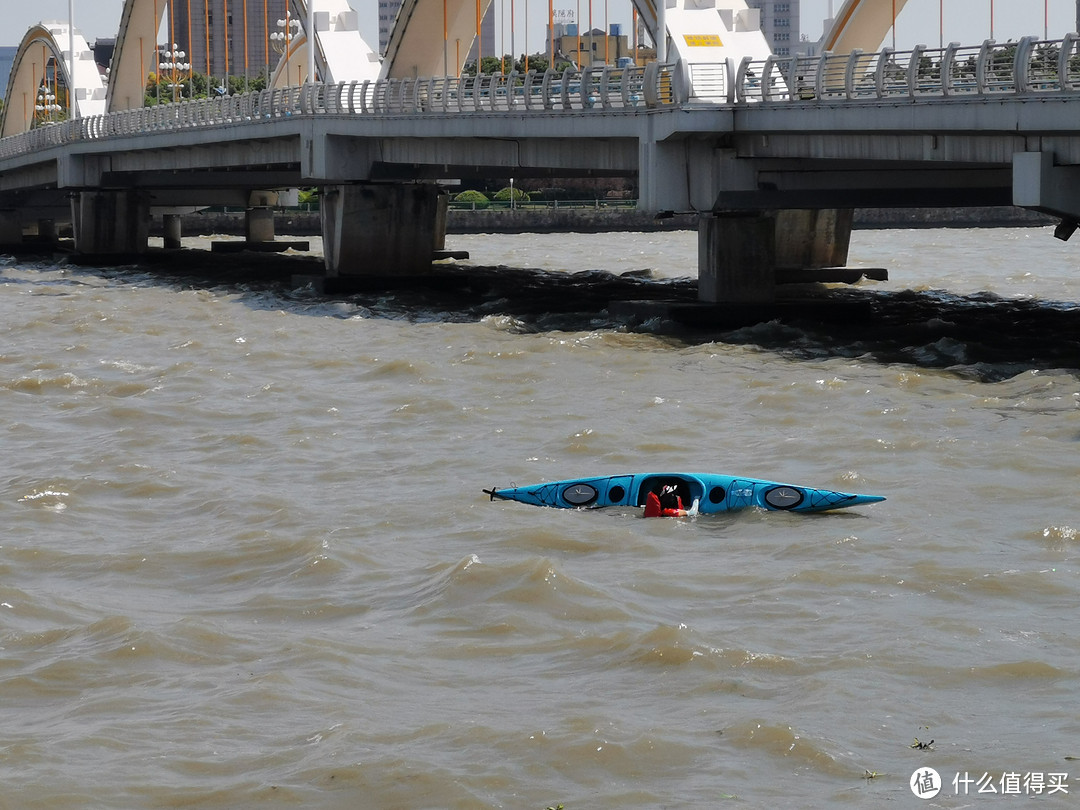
[553,26,630,68]
[166,0,289,80]
[0,46,17,101]
[93,40,116,74]
[745,0,800,57]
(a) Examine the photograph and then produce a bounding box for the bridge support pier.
[0,211,22,247]
[163,214,183,249]
[698,213,776,303]
[697,209,855,302]
[774,209,853,273]
[320,183,446,276]
[71,191,150,257]
[37,219,58,245]
[246,207,275,243]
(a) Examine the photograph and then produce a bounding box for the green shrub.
[493,187,530,202]
[453,189,490,209]
[454,190,489,202]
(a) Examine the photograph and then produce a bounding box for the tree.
[145,70,268,105]
[462,56,508,75]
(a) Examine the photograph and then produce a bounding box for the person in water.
[643,484,699,517]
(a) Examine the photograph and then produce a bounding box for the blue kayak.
[484,472,884,514]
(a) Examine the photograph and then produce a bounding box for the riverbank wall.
[169,205,1055,237]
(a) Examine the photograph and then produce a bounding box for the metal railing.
[730,34,1080,104]
[3,35,1080,162]
[0,62,676,160]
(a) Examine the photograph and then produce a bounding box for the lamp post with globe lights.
[159,44,191,102]
[270,11,302,86]
[34,83,63,126]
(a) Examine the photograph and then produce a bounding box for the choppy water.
[1,226,1078,808]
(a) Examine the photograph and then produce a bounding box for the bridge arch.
[268,0,381,88]
[107,0,379,110]
[823,0,914,54]
[382,0,494,79]
[0,23,107,137]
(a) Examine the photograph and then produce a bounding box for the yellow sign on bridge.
[683,34,724,47]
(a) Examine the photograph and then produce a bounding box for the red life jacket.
[644,491,684,517]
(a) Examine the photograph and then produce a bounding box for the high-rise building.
[745,0,800,57]
[166,0,289,80]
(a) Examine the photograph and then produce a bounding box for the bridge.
[2,0,1080,304]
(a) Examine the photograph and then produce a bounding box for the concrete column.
[36,219,57,244]
[0,211,22,246]
[162,214,183,249]
[698,212,776,304]
[245,207,275,243]
[70,191,150,256]
[774,209,854,270]
[432,192,449,251]
[321,183,445,276]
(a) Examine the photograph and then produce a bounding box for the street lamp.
[159,43,191,101]
[34,84,62,125]
[270,11,302,85]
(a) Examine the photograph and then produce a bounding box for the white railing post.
[359,80,371,114]
[580,67,594,108]
[734,56,753,103]
[907,44,925,97]
[1059,33,1080,92]
[875,47,893,98]
[522,70,536,111]
[1014,36,1037,94]
[976,39,996,94]
[843,49,861,99]
[763,56,780,102]
[502,71,514,110]
[814,51,830,99]
[941,42,960,96]
[673,59,691,104]
[643,61,659,107]
[597,66,611,109]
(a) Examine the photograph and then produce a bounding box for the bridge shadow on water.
[81,248,1080,383]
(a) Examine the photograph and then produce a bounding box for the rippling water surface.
[1,226,1078,807]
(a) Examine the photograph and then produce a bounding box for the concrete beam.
[1013,151,1080,221]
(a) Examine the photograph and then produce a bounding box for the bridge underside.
[712,161,1013,210]
[5,92,1080,304]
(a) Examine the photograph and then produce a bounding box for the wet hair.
[659,486,679,511]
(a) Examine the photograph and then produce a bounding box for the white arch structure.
[823,0,914,54]
[268,0,381,88]
[108,0,381,110]
[0,23,107,138]
[382,0,775,79]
